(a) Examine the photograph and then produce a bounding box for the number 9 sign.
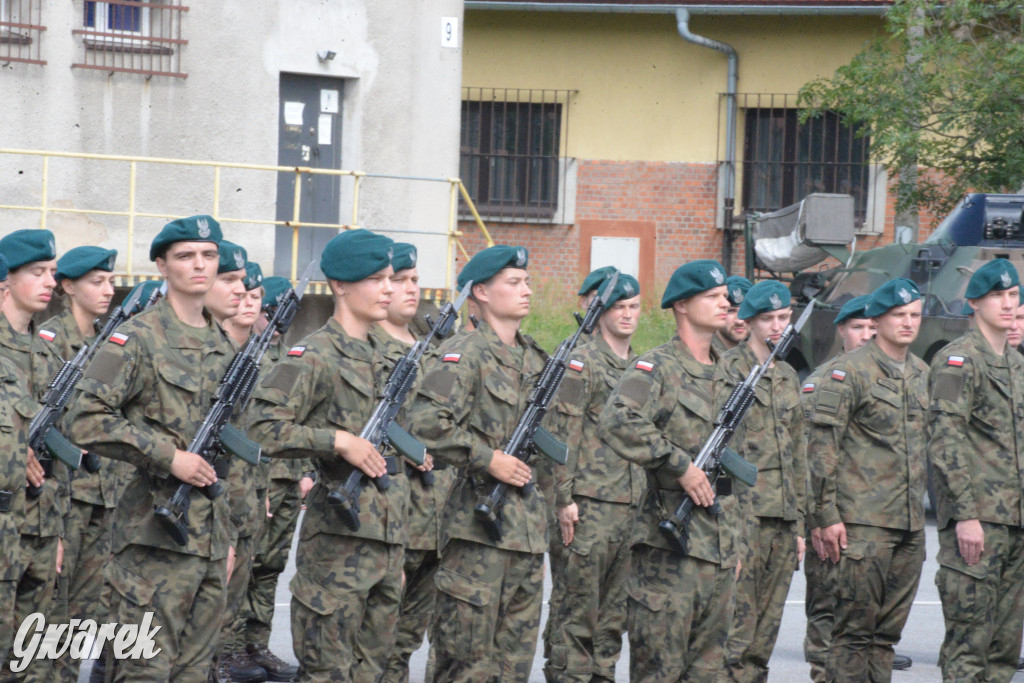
[441,17,459,49]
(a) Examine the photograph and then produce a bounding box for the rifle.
[327,280,474,531]
[657,301,815,557]
[474,271,620,542]
[27,285,153,498]
[152,262,315,546]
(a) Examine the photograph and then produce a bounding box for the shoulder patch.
[802,382,815,393]
[947,355,964,367]
[635,360,655,373]
[287,346,306,357]
[568,359,585,372]
[109,332,129,346]
[830,369,847,382]
[38,329,56,342]
[262,363,300,396]
[442,353,461,363]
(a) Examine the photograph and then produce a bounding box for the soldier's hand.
[810,527,827,561]
[226,545,236,581]
[299,476,314,501]
[796,535,806,566]
[821,522,847,564]
[56,538,64,575]
[26,448,44,487]
[265,493,272,519]
[557,503,579,546]
[487,450,531,487]
[955,518,985,566]
[679,463,714,508]
[334,431,387,478]
[170,450,218,487]
[411,452,434,473]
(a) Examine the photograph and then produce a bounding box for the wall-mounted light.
[317,50,337,62]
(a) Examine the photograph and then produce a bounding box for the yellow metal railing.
[0,148,495,290]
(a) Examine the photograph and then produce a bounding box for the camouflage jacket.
[222,330,262,540]
[40,308,130,509]
[799,354,843,531]
[405,320,554,554]
[261,336,312,483]
[370,324,455,552]
[0,357,31,580]
[0,313,67,539]
[65,299,235,559]
[547,334,644,508]
[805,340,928,532]
[928,326,1024,530]
[597,335,741,567]
[248,317,408,545]
[720,341,807,535]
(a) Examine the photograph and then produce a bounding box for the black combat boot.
[245,643,299,682]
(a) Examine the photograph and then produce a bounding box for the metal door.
[275,73,344,277]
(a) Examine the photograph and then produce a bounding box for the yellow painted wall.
[463,11,884,162]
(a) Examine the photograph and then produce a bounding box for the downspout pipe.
[676,8,738,271]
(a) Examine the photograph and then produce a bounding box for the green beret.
[322,229,394,282]
[0,253,8,282]
[834,294,873,325]
[660,259,727,309]
[217,240,247,274]
[391,243,417,272]
[0,229,57,270]
[457,245,529,289]
[149,215,222,261]
[578,266,617,296]
[965,258,1020,299]
[244,262,263,291]
[262,276,291,308]
[725,276,754,307]
[56,246,117,281]
[605,273,641,306]
[125,280,163,313]
[865,278,921,317]
[738,280,792,320]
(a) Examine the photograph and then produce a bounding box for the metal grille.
[460,87,573,222]
[0,0,45,65]
[734,93,871,225]
[72,0,188,79]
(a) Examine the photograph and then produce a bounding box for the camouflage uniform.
[805,340,927,683]
[718,341,806,683]
[371,325,458,683]
[597,336,742,683]
[248,318,408,683]
[928,327,1024,682]
[0,313,67,682]
[0,358,30,669]
[65,299,235,681]
[405,320,553,683]
[541,335,644,683]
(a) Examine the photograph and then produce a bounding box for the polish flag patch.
[442,353,461,363]
[287,346,306,357]
[947,355,964,367]
[109,332,129,346]
[831,369,847,381]
[635,360,654,373]
[568,359,585,372]
[802,382,815,393]
[38,329,56,342]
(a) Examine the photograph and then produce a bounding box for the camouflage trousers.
[12,533,60,683]
[382,547,440,683]
[935,522,1024,683]
[543,498,632,683]
[242,477,303,648]
[543,517,570,661]
[627,545,736,683]
[723,516,798,683]
[0,579,15,670]
[289,532,404,683]
[218,530,259,653]
[430,538,545,683]
[803,539,835,683]
[829,524,924,683]
[53,499,115,682]
[104,543,228,682]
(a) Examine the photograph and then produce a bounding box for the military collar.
[863,339,919,379]
[476,318,531,370]
[966,325,1010,367]
[325,316,375,361]
[156,298,222,351]
[671,334,717,378]
[590,333,634,369]
[0,312,34,352]
[52,307,93,350]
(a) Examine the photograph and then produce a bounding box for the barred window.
[460,88,573,222]
[0,0,45,66]
[73,0,188,78]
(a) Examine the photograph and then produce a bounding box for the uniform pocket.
[433,566,492,659]
[289,570,343,616]
[105,548,157,608]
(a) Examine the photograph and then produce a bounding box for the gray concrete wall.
[0,0,463,288]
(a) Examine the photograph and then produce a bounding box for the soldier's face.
[0,281,7,309]
[233,287,262,329]
[747,308,792,351]
[62,269,116,318]
[474,268,531,321]
[969,286,1020,332]
[837,318,876,353]
[873,299,922,349]
[677,286,729,333]
[387,267,420,325]
[340,266,394,323]
[205,269,246,321]
[156,242,219,296]
[6,259,56,314]
[599,295,641,341]
[719,306,749,345]
[1006,303,1024,347]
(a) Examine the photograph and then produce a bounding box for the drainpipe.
[675,8,738,272]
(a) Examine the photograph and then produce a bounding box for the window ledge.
[0,31,32,45]
[84,38,173,55]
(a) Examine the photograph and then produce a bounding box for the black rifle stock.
[327,281,474,531]
[26,286,151,498]
[657,301,815,557]
[473,271,620,542]
[153,263,315,546]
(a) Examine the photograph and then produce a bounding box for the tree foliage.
[799,0,1024,218]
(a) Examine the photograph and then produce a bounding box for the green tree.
[799,0,1024,221]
